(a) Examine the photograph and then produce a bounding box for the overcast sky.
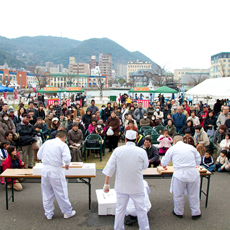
[1,0,230,71]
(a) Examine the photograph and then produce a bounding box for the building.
[69,57,76,72]
[180,72,210,85]
[98,53,112,78]
[210,52,230,78]
[127,60,152,82]
[71,63,90,74]
[91,66,101,76]
[174,68,210,82]
[88,76,107,87]
[89,55,98,71]
[117,64,127,79]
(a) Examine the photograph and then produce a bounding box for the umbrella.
[0,85,14,92]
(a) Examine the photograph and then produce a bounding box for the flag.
[32,84,36,93]
[14,88,18,99]
[3,93,7,99]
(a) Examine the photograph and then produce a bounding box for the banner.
[43,87,58,91]
[14,88,18,99]
[66,87,81,91]
[3,92,7,99]
[134,87,149,91]
[32,84,37,93]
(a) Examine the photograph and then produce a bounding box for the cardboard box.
[96,189,117,215]
[33,163,96,176]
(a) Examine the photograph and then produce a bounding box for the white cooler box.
[33,163,96,176]
[96,189,117,215]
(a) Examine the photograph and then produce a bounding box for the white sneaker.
[47,216,52,220]
[64,210,76,219]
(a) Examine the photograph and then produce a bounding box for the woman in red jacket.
[2,146,25,191]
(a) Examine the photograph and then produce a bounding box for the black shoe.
[192,214,202,220]
[125,216,137,226]
[172,210,183,218]
[108,149,112,152]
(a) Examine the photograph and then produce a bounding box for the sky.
[1,0,230,71]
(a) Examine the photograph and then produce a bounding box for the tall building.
[89,55,98,70]
[210,52,230,78]
[117,64,127,78]
[72,63,90,74]
[69,57,76,72]
[174,68,209,82]
[98,53,112,78]
[127,60,152,82]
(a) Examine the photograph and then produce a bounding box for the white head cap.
[126,130,137,140]
[52,117,59,122]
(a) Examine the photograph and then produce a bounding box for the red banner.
[3,93,7,99]
[14,88,18,99]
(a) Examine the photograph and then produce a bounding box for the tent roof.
[152,86,178,93]
[186,77,230,98]
[37,88,66,93]
[0,85,14,92]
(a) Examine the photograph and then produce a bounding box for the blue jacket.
[171,113,186,131]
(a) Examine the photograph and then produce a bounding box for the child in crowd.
[215,150,229,172]
[220,132,230,151]
[183,129,195,146]
[200,151,215,172]
[2,146,25,191]
[196,144,206,157]
[157,129,173,157]
[0,141,10,184]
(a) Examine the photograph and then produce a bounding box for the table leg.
[12,179,14,202]
[5,179,8,210]
[205,176,211,208]
[89,178,91,211]
[200,176,203,199]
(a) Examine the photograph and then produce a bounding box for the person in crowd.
[51,117,61,133]
[213,125,227,157]
[133,101,138,109]
[95,111,100,121]
[187,110,200,126]
[61,103,67,116]
[74,103,85,118]
[17,113,36,168]
[171,107,186,132]
[135,132,145,147]
[2,146,25,191]
[220,132,230,151]
[183,129,195,146]
[26,101,38,117]
[200,150,215,172]
[118,93,121,106]
[165,119,177,137]
[0,141,10,184]
[149,93,153,102]
[181,120,195,136]
[0,112,16,142]
[37,104,45,120]
[35,117,49,139]
[128,104,135,117]
[215,150,228,172]
[105,111,120,152]
[125,120,138,133]
[49,125,65,140]
[59,113,68,130]
[154,106,164,123]
[87,99,99,114]
[133,102,147,124]
[194,125,210,149]
[217,106,229,127]
[82,108,92,130]
[8,107,17,127]
[100,105,106,120]
[224,112,230,130]
[121,103,129,123]
[17,107,26,124]
[113,102,118,112]
[171,103,177,115]
[67,123,83,162]
[204,110,217,133]
[28,110,37,126]
[141,137,160,167]
[194,103,201,115]
[140,113,151,127]
[44,112,54,130]
[150,115,161,128]
[5,131,16,146]
[162,104,170,121]
[196,144,206,157]
[166,100,172,110]
[181,106,189,119]
[157,129,173,157]
[164,113,172,126]
[115,106,122,121]
[47,104,55,115]
[124,114,137,129]
[68,117,85,138]
[53,100,61,118]
[156,101,162,110]
[183,100,190,115]
[224,156,230,172]
[0,103,8,118]
[213,99,222,116]
[139,93,143,100]
[126,96,131,107]
[199,104,209,128]
[104,102,114,122]
[88,118,97,134]
[161,135,202,220]
[147,102,154,120]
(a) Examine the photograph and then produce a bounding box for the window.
[224,64,226,67]
[216,66,218,72]
[224,59,226,62]
[213,66,215,73]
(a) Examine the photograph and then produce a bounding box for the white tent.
[186,77,230,98]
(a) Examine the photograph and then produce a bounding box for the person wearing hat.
[147,102,154,120]
[0,112,16,143]
[103,102,114,123]
[82,108,92,130]
[140,113,151,127]
[161,135,202,220]
[183,129,195,146]
[17,113,36,168]
[103,130,149,230]
[51,117,61,133]
[198,104,209,128]
[67,122,83,162]
[8,107,17,127]
[115,106,122,120]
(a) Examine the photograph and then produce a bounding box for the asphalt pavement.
[0,170,229,230]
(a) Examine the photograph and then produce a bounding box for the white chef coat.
[102,142,149,194]
[161,141,201,183]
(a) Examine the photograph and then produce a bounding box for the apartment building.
[98,53,112,78]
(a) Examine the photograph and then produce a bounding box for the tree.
[218,61,230,78]
[118,78,126,85]
[147,64,166,86]
[126,75,141,88]
[187,73,208,86]
[97,73,105,100]
[65,72,75,87]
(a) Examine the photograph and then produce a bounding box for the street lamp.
[19,74,22,88]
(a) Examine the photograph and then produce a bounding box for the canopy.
[129,86,154,93]
[152,86,178,93]
[186,77,230,98]
[0,85,14,92]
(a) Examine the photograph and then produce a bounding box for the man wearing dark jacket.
[53,100,61,118]
[103,102,114,122]
[17,113,36,168]
[82,108,92,130]
[49,125,65,139]
[141,137,160,167]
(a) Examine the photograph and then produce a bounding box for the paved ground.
[0,169,229,230]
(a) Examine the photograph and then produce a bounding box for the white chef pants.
[172,177,201,216]
[115,192,150,230]
[41,175,73,218]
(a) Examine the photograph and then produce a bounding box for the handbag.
[107,127,114,136]
[86,140,99,148]
[207,126,215,137]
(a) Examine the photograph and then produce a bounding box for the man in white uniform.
[37,130,76,220]
[161,135,202,220]
[102,130,150,230]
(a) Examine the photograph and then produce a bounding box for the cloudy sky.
[1,0,229,71]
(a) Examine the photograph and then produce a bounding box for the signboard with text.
[43,87,58,91]
[134,87,149,91]
[66,87,81,91]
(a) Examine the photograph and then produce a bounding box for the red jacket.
[185,105,190,115]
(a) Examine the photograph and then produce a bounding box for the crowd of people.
[0,96,230,190]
